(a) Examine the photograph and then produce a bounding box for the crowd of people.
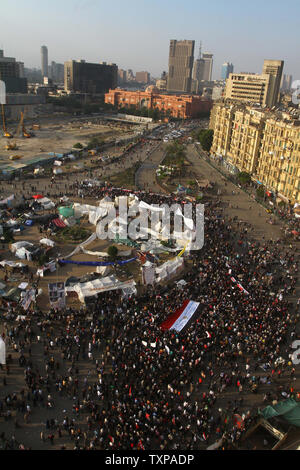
[1,181,300,450]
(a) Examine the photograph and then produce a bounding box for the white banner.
[0,337,5,365]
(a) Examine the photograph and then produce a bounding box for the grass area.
[54,225,91,243]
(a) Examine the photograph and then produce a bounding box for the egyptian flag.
[161,300,200,332]
[236,283,249,295]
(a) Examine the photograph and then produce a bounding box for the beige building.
[226,108,266,174]
[211,103,266,174]
[211,102,237,157]
[210,100,300,204]
[224,73,273,107]
[224,59,284,108]
[256,117,300,203]
[262,60,284,106]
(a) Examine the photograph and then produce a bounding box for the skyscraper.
[262,60,284,106]
[167,39,195,93]
[281,74,293,91]
[202,53,213,81]
[41,45,48,78]
[221,62,234,81]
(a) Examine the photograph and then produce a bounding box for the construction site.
[0,104,151,173]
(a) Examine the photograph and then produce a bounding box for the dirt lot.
[0,116,144,170]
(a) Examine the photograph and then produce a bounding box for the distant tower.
[41,45,48,78]
[221,62,234,81]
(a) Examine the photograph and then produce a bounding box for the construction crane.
[17,111,34,138]
[1,104,13,138]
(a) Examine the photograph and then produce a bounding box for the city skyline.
[0,0,298,80]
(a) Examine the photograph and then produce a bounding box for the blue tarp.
[25,220,34,226]
[59,257,138,267]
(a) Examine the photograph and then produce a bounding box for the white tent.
[0,337,6,365]
[66,275,136,303]
[40,238,56,247]
[11,241,33,253]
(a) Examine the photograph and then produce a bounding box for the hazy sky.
[1,0,299,80]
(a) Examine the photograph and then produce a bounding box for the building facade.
[0,49,27,93]
[210,101,300,203]
[256,117,300,203]
[105,86,212,119]
[64,60,118,94]
[135,71,150,84]
[167,40,195,93]
[224,73,272,107]
[224,60,284,108]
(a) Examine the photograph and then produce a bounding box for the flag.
[160,300,200,332]
[0,337,5,365]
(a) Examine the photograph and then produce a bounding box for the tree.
[256,186,265,199]
[87,137,104,150]
[198,129,214,152]
[108,245,118,259]
[73,143,83,149]
[238,171,251,185]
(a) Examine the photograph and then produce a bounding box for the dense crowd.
[1,185,300,450]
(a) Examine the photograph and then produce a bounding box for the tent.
[11,241,33,254]
[58,206,75,218]
[52,218,66,228]
[40,238,55,248]
[66,275,136,303]
[260,398,300,427]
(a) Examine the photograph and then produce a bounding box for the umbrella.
[33,195,43,200]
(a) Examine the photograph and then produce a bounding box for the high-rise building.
[0,49,27,93]
[281,74,293,91]
[41,45,48,78]
[64,60,118,94]
[135,71,150,84]
[221,62,234,81]
[202,53,213,81]
[167,39,195,93]
[49,61,64,83]
[118,69,127,83]
[262,59,284,106]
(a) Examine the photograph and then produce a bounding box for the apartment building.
[256,117,300,203]
[210,100,300,203]
[227,108,266,174]
[211,102,237,158]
